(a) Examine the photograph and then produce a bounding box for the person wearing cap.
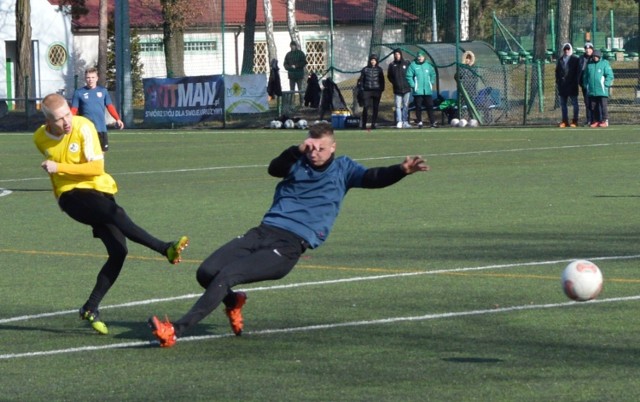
[405,51,437,128]
[283,41,308,105]
[583,49,614,128]
[387,49,412,128]
[358,54,385,129]
[555,43,581,127]
[578,43,595,125]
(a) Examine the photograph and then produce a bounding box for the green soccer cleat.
[166,236,189,264]
[79,307,109,335]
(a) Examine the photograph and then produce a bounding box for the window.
[305,40,327,75]
[140,41,164,53]
[185,41,217,52]
[253,42,268,74]
[47,44,68,69]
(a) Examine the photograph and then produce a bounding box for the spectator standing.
[358,54,385,129]
[583,50,614,128]
[578,42,594,125]
[406,51,437,128]
[555,43,581,127]
[387,48,412,129]
[71,67,123,152]
[283,41,308,106]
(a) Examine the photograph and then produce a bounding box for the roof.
[51,0,417,31]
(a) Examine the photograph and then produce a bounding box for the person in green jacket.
[284,41,308,106]
[405,51,438,128]
[583,50,614,128]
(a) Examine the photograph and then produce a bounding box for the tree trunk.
[286,0,301,46]
[98,0,108,85]
[162,0,185,77]
[556,0,571,53]
[241,0,257,74]
[443,0,457,43]
[460,0,470,41]
[15,0,33,110]
[370,0,387,56]
[263,0,278,65]
[533,0,549,62]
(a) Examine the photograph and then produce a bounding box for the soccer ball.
[458,119,468,127]
[450,118,460,127]
[468,119,479,127]
[561,260,603,301]
[284,119,295,129]
[270,120,282,129]
[296,119,308,129]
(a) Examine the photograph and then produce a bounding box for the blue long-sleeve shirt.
[262,146,407,248]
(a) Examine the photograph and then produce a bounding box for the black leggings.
[58,189,170,310]
[413,95,435,125]
[172,224,307,337]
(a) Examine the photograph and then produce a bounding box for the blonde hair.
[41,93,68,120]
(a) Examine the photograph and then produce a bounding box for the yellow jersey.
[33,115,118,198]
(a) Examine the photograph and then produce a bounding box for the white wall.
[0,0,74,100]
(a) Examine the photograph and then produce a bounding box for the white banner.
[224,75,269,113]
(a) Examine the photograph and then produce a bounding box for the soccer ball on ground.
[561,260,603,301]
[284,119,295,129]
[468,119,479,127]
[458,118,468,127]
[270,120,282,129]
[295,119,308,129]
[450,118,460,127]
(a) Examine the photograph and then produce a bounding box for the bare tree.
[460,0,470,41]
[286,0,301,46]
[241,0,258,74]
[370,0,387,56]
[140,0,203,78]
[556,0,571,53]
[97,0,108,85]
[263,0,278,65]
[15,0,32,109]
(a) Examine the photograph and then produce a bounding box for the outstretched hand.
[401,155,429,174]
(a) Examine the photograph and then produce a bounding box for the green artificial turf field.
[1,125,640,401]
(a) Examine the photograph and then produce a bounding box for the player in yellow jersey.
[34,93,189,335]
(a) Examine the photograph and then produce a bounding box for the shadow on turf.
[594,195,640,198]
[442,357,503,364]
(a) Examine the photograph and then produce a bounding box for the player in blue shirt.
[71,67,124,152]
[148,121,429,347]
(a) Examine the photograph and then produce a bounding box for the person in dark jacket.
[578,42,594,125]
[304,73,322,108]
[555,43,581,127]
[388,49,412,128]
[358,54,385,129]
[267,59,282,100]
[284,41,308,106]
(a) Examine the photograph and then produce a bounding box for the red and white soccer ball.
[561,260,603,301]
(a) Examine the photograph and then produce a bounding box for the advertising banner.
[143,75,224,124]
[224,74,269,113]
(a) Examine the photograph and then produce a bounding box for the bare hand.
[115,120,125,129]
[401,155,429,174]
[41,160,58,174]
[299,138,321,153]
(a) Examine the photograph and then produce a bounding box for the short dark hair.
[308,122,334,139]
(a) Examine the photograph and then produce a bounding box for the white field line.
[4,254,639,325]
[2,141,640,184]
[2,255,640,360]
[2,295,640,360]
